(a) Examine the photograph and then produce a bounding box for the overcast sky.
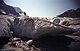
[4,0,80,18]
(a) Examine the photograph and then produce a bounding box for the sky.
[4,0,80,18]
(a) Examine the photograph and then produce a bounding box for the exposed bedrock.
[0,15,12,38]
[50,17,80,35]
[13,17,76,39]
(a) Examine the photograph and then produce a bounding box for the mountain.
[57,8,80,18]
[0,0,27,16]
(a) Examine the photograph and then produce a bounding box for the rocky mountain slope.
[0,0,27,16]
[57,8,80,18]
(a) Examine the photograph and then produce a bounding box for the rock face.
[50,17,80,37]
[57,8,80,18]
[13,17,76,39]
[0,15,13,37]
[0,0,27,16]
[67,18,80,36]
[0,15,78,39]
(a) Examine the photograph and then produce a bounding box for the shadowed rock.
[0,15,79,51]
[13,17,76,39]
[0,15,11,37]
[50,17,80,36]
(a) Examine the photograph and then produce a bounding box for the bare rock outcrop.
[49,17,80,41]
[0,15,79,51]
[0,15,13,37]
[0,15,78,40]
[13,17,76,39]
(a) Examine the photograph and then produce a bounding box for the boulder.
[50,17,80,36]
[0,15,14,37]
[68,18,80,36]
[0,15,14,38]
[13,17,76,39]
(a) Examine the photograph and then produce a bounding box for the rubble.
[0,37,41,51]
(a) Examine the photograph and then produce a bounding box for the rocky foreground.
[0,0,80,51]
[0,15,80,51]
[0,15,78,38]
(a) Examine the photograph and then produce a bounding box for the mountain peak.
[0,0,28,17]
[57,8,80,18]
